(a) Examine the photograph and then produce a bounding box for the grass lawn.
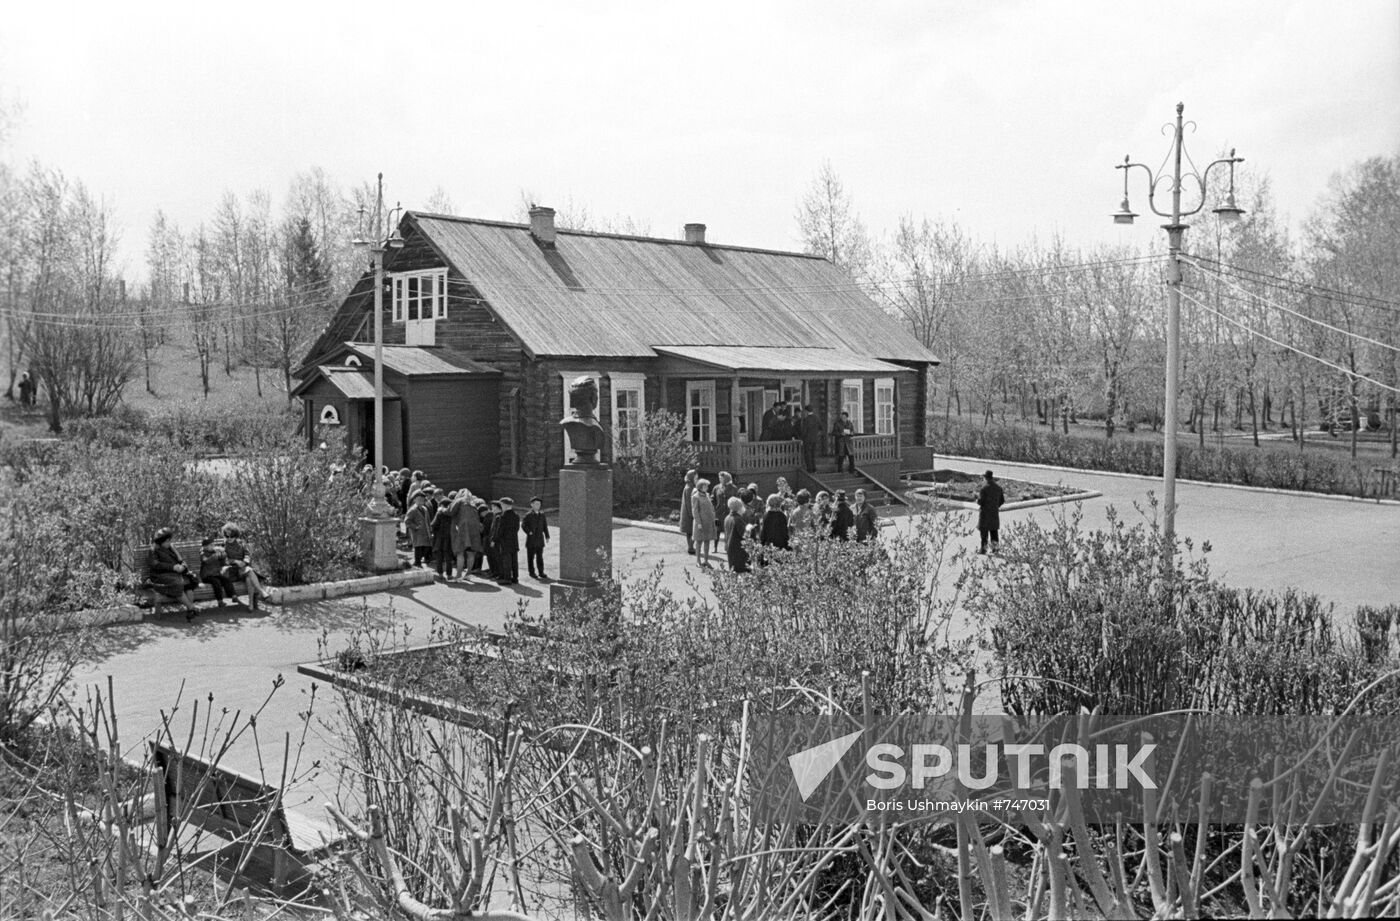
[2,344,293,442]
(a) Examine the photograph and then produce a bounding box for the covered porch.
[649,345,925,490]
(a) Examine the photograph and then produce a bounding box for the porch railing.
[693,441,730,471]
[852,434,898,462]
[737,439,803,470]
[691,439,803,472]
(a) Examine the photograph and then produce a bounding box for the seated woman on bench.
[220,522,269,609]
[146,528,197,618]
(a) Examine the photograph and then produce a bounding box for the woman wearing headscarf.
[145,528,197,619]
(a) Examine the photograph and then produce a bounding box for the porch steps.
[801,470,908,508]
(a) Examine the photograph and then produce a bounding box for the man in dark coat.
[799,405,823,472]
[493,497,522,584]
[830,490,855,541]
[479,501,499,577]
[977,470,1005,554]
[522,496,550,580]
[759,400,782,441]
[831,412,856,473]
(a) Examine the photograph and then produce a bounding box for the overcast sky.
[3,1,1397,276]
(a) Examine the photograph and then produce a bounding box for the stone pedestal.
[359,515,400,573]
[549,463,615,610]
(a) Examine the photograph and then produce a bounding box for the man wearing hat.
[976,470,1005,554]
[492,497,522,585]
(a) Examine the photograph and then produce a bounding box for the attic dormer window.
[391,268,447,346]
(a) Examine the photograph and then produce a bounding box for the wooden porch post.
[730,373,741,473]
[895,378,902,462]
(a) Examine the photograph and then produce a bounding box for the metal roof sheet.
[652,345,911,375]
[317,367,401,401]
[410,214,941,363]
[342,343,501,377]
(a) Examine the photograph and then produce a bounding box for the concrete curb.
[69,569,438,630]
[906,486,1103,513]
[936,453,1400,507]
[266,568,435,605]
[612,516,681,534]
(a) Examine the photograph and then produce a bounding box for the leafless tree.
[795,161,871,281]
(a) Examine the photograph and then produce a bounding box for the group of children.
[401,482,551,585]
[680,470,884,571]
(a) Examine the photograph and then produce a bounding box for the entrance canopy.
[291,366,402,401]
[651,345,912,379]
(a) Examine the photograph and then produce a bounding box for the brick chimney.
[684,222,707,244]
[529,206,557,246]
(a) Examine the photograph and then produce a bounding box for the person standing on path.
[831,490,855,541]
[522,496,550,580]
[17,370,35,409]
[831,412,856,473]
[679,469,697,555]
[853,489,879,542]
[405,494,433,568]
[757,493,790,565]
[494,497,522,585]
[448,492,480,581]
[691,478,717,567]
[430,497,456,579]
[723,496,749,574]
[711,471,739,515]
[977,470,1005,554]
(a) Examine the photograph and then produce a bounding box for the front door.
[737,387,765,442]
[358,401,375,462]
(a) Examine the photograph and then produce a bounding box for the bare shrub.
[611,410,698,511]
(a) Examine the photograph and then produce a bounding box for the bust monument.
[560,375,606,464]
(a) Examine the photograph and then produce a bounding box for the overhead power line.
[1182,256,1400,355]
[1185,253,1400,314]
[1178,288,1400,395]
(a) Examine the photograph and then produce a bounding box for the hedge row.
[933,417,1388,498]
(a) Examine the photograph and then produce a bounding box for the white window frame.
[319,405,341,425]
[874,378,895,436]
[686,380,715,442]
[609,372,646,456]
[841,378,865,434]
[781,377,805,410]
[343,354,362,368]
[391,268,448,324]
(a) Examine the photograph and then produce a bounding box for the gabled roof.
[406,213,940,363]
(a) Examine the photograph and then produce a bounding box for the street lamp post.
[352,174,403,569]
[1113,103,1244,550]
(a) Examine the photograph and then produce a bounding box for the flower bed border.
[67,568,436,630]
[297,637,575,753]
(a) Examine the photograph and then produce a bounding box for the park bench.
[132,540,252,610]
[152,743,343,895]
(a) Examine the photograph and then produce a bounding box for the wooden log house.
[295,207,940,505]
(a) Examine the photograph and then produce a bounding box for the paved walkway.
[69,463,1398,814]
